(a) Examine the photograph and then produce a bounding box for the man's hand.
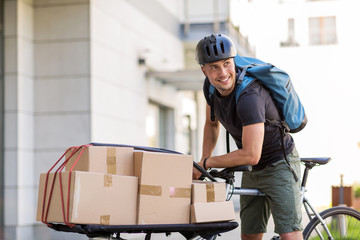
[192,159,206,180]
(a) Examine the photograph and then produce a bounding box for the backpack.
[208,55,307,181]
[208,54,307,134]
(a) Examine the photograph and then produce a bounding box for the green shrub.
[354,183,360,198]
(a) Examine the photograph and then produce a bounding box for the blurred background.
[0,0,359,239]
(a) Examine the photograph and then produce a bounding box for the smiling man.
[193,34,303,240]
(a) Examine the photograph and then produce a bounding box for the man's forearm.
[203,123,264,169]
[201,120,219,160]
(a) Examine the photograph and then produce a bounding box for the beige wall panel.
[34,3,89,41]
[35,114,90,149]
[4,37,17,74]
[4,188,18,225]
[34,41,90,77]
[35,77,90,112]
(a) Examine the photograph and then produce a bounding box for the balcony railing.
[181,19,256,57]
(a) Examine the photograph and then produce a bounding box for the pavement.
[111,196,277,240]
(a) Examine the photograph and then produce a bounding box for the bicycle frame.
[226,185,265,197]
[217,158,336,240]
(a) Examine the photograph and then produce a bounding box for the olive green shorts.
[240,149,303,234]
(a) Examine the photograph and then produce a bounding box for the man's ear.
[201,65,206,76]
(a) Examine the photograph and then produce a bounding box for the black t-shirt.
[203,73,295,170]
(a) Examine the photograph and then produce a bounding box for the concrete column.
[3,0,35,230]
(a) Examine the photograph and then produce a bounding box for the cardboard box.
[191,181,226,203]
[190,201,235,223]
[65,146,134,176]
[36,171,138,225]
[134,151,193,224]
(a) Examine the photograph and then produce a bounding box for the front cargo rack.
[49,221,238,240]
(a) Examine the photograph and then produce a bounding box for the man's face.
[201,58,236,97]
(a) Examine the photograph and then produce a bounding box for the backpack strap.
[265,119,290,133]
[209,84,216,121]
[235,76,256,103]
[226,130,230,153]
[238,64,255,81]
[265,120,298,182]
[238,63,271,81]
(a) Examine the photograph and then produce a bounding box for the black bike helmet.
[195,34,237,65]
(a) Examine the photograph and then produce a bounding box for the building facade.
[0,0,254,239]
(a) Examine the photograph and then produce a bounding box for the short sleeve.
[237,87,266,126]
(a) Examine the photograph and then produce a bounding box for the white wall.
[238,0,360,207]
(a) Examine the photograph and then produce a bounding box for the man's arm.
[201,104,220,160]
[203,122,264,169]
[193,104,265,179]
[193,105,220,179]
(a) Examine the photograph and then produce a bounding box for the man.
[193,34,303,240]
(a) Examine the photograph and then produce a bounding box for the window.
[146,102,175,149]
[281,18,299,47]
[146,103,159,148]
[309,16,337,45]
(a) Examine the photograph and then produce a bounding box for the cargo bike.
[41,143,360,240]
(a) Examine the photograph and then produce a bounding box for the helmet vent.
[220,42,225,54]
[205,46,211,57]
[213,45,218,56]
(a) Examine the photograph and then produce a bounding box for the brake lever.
[193,161,217,182]
[209,168,236,184]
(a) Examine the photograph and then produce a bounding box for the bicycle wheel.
[303,206,360,240]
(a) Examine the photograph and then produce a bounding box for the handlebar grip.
[225,165,252,172]
[193,162,217,182]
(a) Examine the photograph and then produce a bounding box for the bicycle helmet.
[195,34,237,65]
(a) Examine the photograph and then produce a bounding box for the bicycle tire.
[303,206,360,240]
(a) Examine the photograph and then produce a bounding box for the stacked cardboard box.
[37,171,138,225]
[134,151,193,224]
[36,145,138,225]
[64,146,134,176]
[191,181,235,223]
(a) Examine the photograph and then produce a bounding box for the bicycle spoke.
[303,207,360,240]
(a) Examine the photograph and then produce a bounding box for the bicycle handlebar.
[193,162,252,183]
[209,166,251,184]
[193,162,217,182]
[224,165,252,172]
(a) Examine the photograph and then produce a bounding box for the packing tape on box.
[140,185,191,198]
[107,148,116,175]
[206,183,215,202]
[100,215,110,225]
[140,185,162,196]
[104,174,112,187]
[169,187,191,198]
